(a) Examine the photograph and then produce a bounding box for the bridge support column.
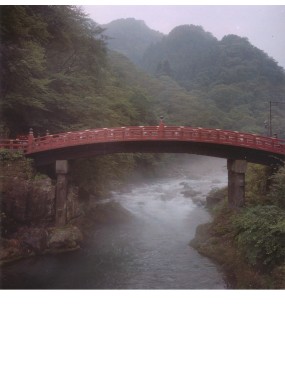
[55,160,69,227]
[227,159,247,208]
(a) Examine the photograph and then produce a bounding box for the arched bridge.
[1,124,285,226]
[1,124,285,166]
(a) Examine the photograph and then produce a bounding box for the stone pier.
[55,160,69,226]
[227,159,247,208]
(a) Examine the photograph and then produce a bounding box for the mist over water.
[1,156,228,289]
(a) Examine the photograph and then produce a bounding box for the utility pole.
[269,101,285,137]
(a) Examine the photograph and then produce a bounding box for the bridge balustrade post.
[122,127,126,140]
[158,117,164,137]
[227,159,247,208]
[27,128,34,153]
[55,160,69,227]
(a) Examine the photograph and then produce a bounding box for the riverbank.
[0,197,133,265]
[190,192,285,289]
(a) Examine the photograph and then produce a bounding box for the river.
[0,156,228,289]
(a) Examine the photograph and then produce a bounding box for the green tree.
[0,6,51,135]
[268,166,285,209]
[245,164,271,206]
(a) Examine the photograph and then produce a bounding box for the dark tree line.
[1,6,108,136]
[0,6,158,138]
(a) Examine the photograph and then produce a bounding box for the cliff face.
[0,154,82,262]
[2,177,55,225]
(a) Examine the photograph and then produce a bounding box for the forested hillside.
[0,5,163,197]
[2,7,285,138]
[1,6,105,137]
[102,18,163,66]
[108,50,233,127]
[0,6,160,138]
[103,20,285,136]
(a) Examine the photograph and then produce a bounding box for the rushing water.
[0,156,228,289]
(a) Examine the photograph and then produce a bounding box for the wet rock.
[0,238,21,261]
[22,227,47,254]
[179,181,189,187]
[47,225,83,252]
[206,188,227,208]
[10,227,48,256]
[192,196,206,206]
[181,188,200,198]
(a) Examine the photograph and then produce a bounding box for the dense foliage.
[1,6,106,136]
[245,164,271,206]
[268,167,285,209]
[0,5,164,190]
[233,205,285,270]
[230,165,285,274]
[0,6,160,138]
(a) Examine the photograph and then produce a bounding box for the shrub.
[0,149,24,161]
[233,205,285,270]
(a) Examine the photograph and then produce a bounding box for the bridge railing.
[0,139,28,152]
[1,126,285,155]
[178,127,285,154]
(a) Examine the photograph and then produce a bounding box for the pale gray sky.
[82,5,285,69]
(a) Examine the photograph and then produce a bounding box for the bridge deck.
[1,126,285,166]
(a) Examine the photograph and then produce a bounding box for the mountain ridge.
[102,18,285,136]
[101,17,164,66]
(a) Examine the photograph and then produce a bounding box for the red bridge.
[1,124,285,225]
[1,124,285,166]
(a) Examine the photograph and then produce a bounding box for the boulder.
[11,227,48,255]
[181,188,200,198]
[22,227,47,254]
[0,238,21,261]
[47,225,83,252]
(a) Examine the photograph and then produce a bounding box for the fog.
[1,155,228,289]
[83,4,285,68]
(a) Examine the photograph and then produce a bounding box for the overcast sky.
[82,5,285,69]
